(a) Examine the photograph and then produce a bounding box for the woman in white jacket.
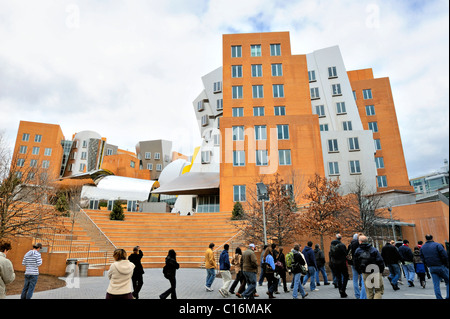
[106,249,135,299]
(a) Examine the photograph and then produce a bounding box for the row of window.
[327,157,385,175]
[17,158,50,168]
[143,152,161,160]
[232,124,289,141]
[314,102,376,117]
[231,43,281,58]
[232,84,285,99]
[232,63,283,78]
[229,149,292,167]
[21,133,42,143]
[18,145,52,156]
[232,106,286,117]
[308,66,339,82]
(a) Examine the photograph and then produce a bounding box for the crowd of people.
[0,233,448,300]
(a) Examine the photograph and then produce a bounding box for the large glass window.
[233,185,246,202]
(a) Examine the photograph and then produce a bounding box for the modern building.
[135,139,173,180]
[410,160,449,200]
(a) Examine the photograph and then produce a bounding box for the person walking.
[329,234,349,298]
[314,244,329,287]
[21,243,43,299]
[413,246,427,288]
[354,235,385,299]
[302,241,318,292]
[128,246,144,299]
[347,233,366,299]
[291,245,308,299]
[106,248,135,299]
[160,249,179,299]
[241,243,258,299]
[258,244,268,286]
[381,240,402,291]
[276,247,289,293]
[420,234,449,299]
[218,244,232,297]
[262,246,277,299]
[0,240,15,299]
[204,243,216,292]
[398,239,415,287]
[229,247,244,296]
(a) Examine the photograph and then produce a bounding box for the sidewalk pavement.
[6,268,446,300]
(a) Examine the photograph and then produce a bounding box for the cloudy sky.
[0,0,448,179]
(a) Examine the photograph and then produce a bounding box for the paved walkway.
[6,268,446,300]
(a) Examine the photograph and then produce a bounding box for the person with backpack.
[413,246,427,288]
[291,245,308,299]
[218,244,232,297]
[354,235,385,299]
[381,240,402,291]
[160,249,179,299]
[314,244,330,287]
[262,246,278,298]
[302,241,319,292]
[329,234,349,298]
[398,239,416,287]
[275,247,289,293]
[347,233,366,299]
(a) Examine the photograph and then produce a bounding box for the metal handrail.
[77,205,117,250]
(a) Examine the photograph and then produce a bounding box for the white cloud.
[0,0,448,178]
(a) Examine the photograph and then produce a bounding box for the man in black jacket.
[128,246,144,299]
[381,240,402,291]
[398,239,415,287]
[329,234,349,298]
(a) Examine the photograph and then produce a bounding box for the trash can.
[65,258,78,277]
[78,262,89,277]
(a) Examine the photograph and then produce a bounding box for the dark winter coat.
[354,243,385,274]
[314,247,326,268]
[128,250,144,275]
[347,239,360,266]
[302,246,317,269]
[398,245,414,263]
[420,240,449,267]
[381,243,402,265]
[329,239,347,265]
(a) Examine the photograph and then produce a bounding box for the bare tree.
[0,132,65,240]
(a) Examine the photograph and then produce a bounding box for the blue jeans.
[402,263,415,283]
[205,268,215,288]
[21,275,39,299]
[388,263,401,286]
[292,273,307,298]
[302,267,317,290]
[315,266,329,284]
[429,265,449,299]
[352,265,366,299]
[242,271,257,299]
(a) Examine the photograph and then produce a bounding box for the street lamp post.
[388,207,397,242]
[256,183,268,245]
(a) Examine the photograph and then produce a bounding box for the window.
[328,66,337,78]
[328,139,339,152]
[201,115,209,126]
[232,86,243,99]
[213,134,220,146]
[277,124,289,140]
[232,65,242,78]
[252,85,264,98]
[147,163,153,170]
[310,87,320,99]
[368,121,378,132]
[30,159,37,167]
[145,152,151,159]
[130,161,135,168]
[271,63,282,76]
[374,139,381,150]
[365,105,375,116]
[22,133,30,142]
[375,157,385,169]
[197,195,220,213]
[253,107,264,116]
[256,150,268,166]
[201,151,211,164]
[274,106,285,116]
[336,102,346,114]
[32,147,40,155]
[278,150,291,165]
[154,152,161,160]
[232,107,243,117]
[308,70,316,82]
[156,164,162,171]
[328,162,340,175]
[233,185,246,202]
[363,89,373,99]
[197,100,205,112]
[320,124,329,131]
[270,44,281,56]
[233,150,245,166]
[255,125,267,140]
[332,83,342,96]
[17,158,25,167]
[377,175,388,188]
[251,44,261,57]
[349,160,361,174]
[106,148,113,156]
[273,84,284,98]
[81,151,87,160]
[216,99,223,110]
[348,137,360,151]
[19,145,27,154]
[82,140,87,148]
[353,90,357,100]
[231,45,242,58]
[213,81,222,93]
[315,105,325,117]
[42,160,50,169]
[251,64,263,77]
[343,121,353,131]
[232,126,244,141]
[34,134,42,143]
[79,163,86,171]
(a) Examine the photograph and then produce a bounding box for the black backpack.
[358,249,375,273]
